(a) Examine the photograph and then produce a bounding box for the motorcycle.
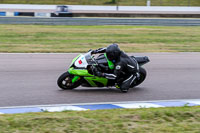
[57,51,150,92]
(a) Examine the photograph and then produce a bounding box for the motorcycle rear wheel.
[57,72,82,90]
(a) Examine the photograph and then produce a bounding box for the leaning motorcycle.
[57,51,149,92]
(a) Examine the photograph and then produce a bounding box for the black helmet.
[106,44,121,61]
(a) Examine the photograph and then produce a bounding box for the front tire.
[57,72,82,90]
[131,67,147,88]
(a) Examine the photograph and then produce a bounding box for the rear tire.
[131,67,147,88]
[57,72,82,90]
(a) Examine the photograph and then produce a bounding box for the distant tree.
[112,0,116,4]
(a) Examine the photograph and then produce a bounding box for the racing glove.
[91,50,97,55]
[91,48,106,55]
[103,73,117,80]
[92,67,116,80]
[91,65,104,77]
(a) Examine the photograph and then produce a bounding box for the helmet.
[106,44,121,62]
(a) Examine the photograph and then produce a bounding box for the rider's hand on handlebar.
[88,49,96,55]
[88,49,92,52]
[91,50,97,55]
[103,73,116,80]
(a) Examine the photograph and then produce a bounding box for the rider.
[91,44,139,92]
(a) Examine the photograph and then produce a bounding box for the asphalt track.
[0,53,200,107]
[0,17,200,26]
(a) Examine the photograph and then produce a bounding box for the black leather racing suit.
[92,47,139,92]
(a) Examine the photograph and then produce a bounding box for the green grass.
[0,106,200,132]
[0,0,199,6]
[0,24,200,53]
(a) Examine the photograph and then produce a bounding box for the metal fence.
[0,0,199,6]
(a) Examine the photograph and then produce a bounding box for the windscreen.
[84,52,96,65]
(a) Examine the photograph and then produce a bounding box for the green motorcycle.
[57,51,149,91]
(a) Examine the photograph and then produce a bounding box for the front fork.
[71,75,80,83]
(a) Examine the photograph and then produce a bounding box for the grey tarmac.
[0,17,200,26]
[0,53,200,107]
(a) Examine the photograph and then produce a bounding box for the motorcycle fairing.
[74,54,88,68]
[68,67,92,77]
[84,77,108,87]
[68,67,108,87]
[132,56,150,66]
[69,54,81,68]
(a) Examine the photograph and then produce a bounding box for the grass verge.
[0,25,200,53]
[0,106,200,132]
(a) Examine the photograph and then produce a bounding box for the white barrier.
[118,6,200,12]
[0,4,200,12]
[0,4,57,10]
[34,12,51,17]
[5,12,14,17]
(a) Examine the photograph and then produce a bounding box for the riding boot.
[120,74,136,93]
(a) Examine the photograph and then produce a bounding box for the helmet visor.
[107,52,115,61]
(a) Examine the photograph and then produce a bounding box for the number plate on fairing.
[74,55,88,68]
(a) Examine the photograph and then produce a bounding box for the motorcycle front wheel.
[57,72,82,90]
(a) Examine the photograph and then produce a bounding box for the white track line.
[0,99,200,109]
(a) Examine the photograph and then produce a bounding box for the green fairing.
[68,67,108,87]
[104,53,114,70]
[69,54,81,68]
[68,67,93,77]
[84,77,108,87]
